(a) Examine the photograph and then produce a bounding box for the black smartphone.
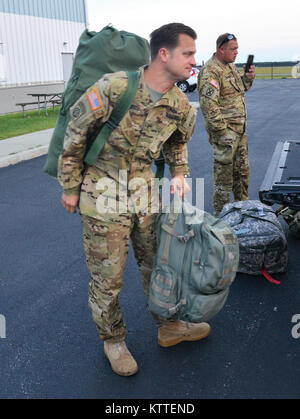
[245,54,254,73]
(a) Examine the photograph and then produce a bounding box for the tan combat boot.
[104,340,138,376]
[158,320,211,348]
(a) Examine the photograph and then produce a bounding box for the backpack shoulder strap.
[84,70,139,166]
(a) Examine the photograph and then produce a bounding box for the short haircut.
[150,23,197,61]
[216,33,237,49]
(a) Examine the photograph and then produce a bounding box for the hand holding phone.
[245,54,254,74]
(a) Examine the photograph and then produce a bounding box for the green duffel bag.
[43,25,150,177]
[148,199,239,323]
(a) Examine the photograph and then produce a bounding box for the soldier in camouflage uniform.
[198,33,255,215]
[58,23,211,377]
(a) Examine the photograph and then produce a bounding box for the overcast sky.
[86,0,300,64]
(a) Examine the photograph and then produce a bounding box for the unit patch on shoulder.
[209,79,219,89]
[87,89,103,111]
[204,85,218,100]
[71,101,86,119]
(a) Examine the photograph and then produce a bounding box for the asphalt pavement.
[0,79,300,400]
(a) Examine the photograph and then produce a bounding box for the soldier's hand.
[62,193,80,214]
[244,64,255,80]
[171,175,191,197]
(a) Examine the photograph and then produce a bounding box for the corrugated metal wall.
[0,0,87,87]
[0,0,86,23]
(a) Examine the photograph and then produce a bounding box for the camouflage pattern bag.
[148,199,239,323]
[277,207,300,239]
[219,200,288,281]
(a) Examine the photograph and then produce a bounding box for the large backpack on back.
[148,200,239,323]
[43,25,151,177]
[218,200,288,283]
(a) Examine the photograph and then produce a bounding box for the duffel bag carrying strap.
[84,70,139,166]
[221,206,281,231]
[261,265,281,285]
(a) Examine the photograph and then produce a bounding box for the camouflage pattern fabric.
[219,200,288,275]
[197,54,253,215]
[211,129,250,215]
[58,67,197,341]
[58,67,197,221]
[278,207,300,239]
[82,213,159,342]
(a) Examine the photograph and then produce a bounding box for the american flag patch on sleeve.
[209,79,219,89]
[87,89,103,111]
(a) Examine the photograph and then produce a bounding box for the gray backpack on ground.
[218,200,288,282]
[148,200,239,323]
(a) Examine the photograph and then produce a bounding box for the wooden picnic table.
[26,92,63,116]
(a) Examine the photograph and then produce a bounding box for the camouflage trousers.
[210,129,250,216]
[82,212,161,342]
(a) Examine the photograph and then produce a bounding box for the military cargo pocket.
[148,123,177,156]
[82,216,109,270]
[190,225,239,294]
[213,142,234,165]
[148,265,181,319]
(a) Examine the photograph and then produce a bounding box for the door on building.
[61,53,74,85]
[0,43,5,82]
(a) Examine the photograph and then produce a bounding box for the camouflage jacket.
[58,67,197,220]
[197,54,253,137]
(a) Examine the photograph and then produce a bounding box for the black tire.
[177,81,189,93]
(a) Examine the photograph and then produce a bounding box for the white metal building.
[0,0,87,113]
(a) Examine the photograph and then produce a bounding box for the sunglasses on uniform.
[219,34,236,48]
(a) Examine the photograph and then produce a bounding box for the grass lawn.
[238,66,295,79]
[0,106,60,140]
[255,66,293,79]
